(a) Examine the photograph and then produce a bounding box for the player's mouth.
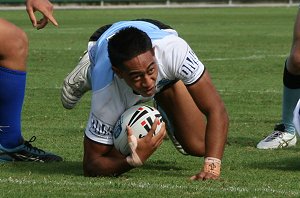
[143,86,156,97]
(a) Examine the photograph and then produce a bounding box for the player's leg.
[0,19,28,150]
[61,50,91,109]
[282,8,300,139]
[155,81,206,156]
[61,24,112,109]
[257,9,300,149]
[0,19,62,162]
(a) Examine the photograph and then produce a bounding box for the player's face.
[116,50,158,97]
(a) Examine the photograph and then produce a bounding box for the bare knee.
[0,19,28,71]
[183,143,205,157]
[170,126,206,156]
[10,28,28,71]
[14,29,29,59]
[288,52,300,72]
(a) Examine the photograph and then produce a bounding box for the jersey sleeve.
[160,35,205,85]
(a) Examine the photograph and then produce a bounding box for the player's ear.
[112,66,123,78]
[151,47,155,56]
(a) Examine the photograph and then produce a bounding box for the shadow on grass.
[248,155,300,171]
[143,160,185,171]
[0,161,83,176]
[0,159,184,177]
[130,160,189,178]
[226,136,258,148]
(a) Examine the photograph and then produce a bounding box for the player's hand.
[126,118,166,166]
[26,0,58,29]
[136,118,166,162]
[190,171,220,181]
[190,157,221,181]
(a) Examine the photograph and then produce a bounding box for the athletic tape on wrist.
[203,157,221,176]
[126,135,143,167]
[126,154,143,167]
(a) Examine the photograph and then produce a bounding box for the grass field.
[1,5,300,197]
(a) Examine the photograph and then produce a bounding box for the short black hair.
[108,27,152,70]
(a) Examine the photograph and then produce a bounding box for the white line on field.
[219,89,282,94]
[204,54,289,61]
[25,86,282,95]
[0,177,299,196]
[0,3,299,11]
[25,53,288,93]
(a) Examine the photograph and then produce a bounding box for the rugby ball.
[113,105,163,156]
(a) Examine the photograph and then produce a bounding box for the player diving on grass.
[61,19,229,180]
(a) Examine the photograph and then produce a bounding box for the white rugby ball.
[113,105,163,156]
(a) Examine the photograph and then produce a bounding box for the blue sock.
[0,66,26,148]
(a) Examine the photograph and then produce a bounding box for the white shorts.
[293,99,300,136]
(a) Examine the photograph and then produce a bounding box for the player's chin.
[141,90,155,97]
[140,93,152,97]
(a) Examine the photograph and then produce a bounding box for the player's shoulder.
[153,35,188,63]
[154,34,188,49]
[154,34,189,66]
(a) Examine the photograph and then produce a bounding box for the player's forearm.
[205,106,229,160]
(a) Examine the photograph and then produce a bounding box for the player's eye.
[147,66,155,75]
[131,75,142,81]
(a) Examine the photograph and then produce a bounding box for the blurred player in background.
[0,0,62,162]
[257,6,300,149]
[61,19,229,180]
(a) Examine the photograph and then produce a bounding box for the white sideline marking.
[27,52,288,93]
[218,89,282,94]
[204,54,289,61]
[0,177,299,196]
[28,86,282,94]
[0,3,298,11]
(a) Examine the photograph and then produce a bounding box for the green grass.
[1,6,300,197]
